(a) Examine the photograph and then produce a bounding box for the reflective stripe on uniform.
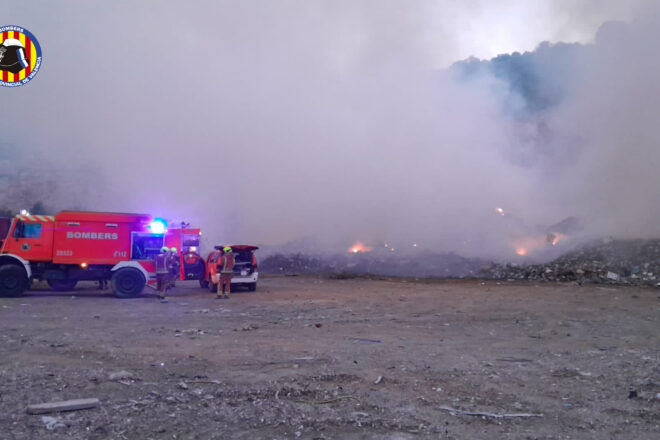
[221,255,235,273]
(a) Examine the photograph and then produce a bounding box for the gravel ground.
[1,275,659,439]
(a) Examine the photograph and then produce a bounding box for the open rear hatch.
[213,245,259,252]
[214,245,259,276]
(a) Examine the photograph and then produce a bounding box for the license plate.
[241,270,247,276]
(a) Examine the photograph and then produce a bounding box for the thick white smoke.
[1,1,658,259]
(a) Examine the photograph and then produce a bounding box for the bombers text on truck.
[0,211,167,298]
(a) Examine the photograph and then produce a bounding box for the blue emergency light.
[148,218,167,234]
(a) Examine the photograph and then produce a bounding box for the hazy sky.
[2,1,659,258]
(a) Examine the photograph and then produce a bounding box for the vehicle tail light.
[252,254,257,269]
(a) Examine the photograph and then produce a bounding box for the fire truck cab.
[0,211,165,298]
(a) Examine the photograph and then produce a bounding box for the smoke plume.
[1,1,659,260]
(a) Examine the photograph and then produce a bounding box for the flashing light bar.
[148,218,168,234]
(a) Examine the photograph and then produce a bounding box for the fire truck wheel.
[47,279,78,291]
[0,265,28,297]
[111,268,145,298]
[199,279,209,289]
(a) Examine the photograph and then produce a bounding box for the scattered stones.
[551,368,580,378]
[606,271,619,281]
[41,416,66,430]
[109,371,133,381]
[176,329,206,337]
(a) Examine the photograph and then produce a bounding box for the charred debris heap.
[261,239,660,286]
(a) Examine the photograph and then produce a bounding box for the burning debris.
[262,238,660,287]
[348,242,372,254]
[512,233,567,257]
[480,238,660,286]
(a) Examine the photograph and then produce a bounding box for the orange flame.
[512,233,567,256]
[349,242,372,253]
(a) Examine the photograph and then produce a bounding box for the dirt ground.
[1,275,659,439]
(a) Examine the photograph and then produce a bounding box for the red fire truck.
[0,211,169,298]
[164,226,206,285]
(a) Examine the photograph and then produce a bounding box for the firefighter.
[217,246,235,299]
[155,246,170,302]
[167,247,180,289]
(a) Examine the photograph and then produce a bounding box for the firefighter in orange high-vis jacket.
[217,246,235,299]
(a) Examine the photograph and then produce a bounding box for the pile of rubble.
[260,251,487,278]
[478,239,660,286]
[259,253,332,274]
[261,239,660,286]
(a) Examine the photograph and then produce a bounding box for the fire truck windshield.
[13,222,42,239]
[131,232,165,259]
[183,234,200,247]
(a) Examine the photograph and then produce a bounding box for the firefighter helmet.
[160,246,170,253]
[0,39,30,74]
[223,246,232,253]
[170,247,177,253]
